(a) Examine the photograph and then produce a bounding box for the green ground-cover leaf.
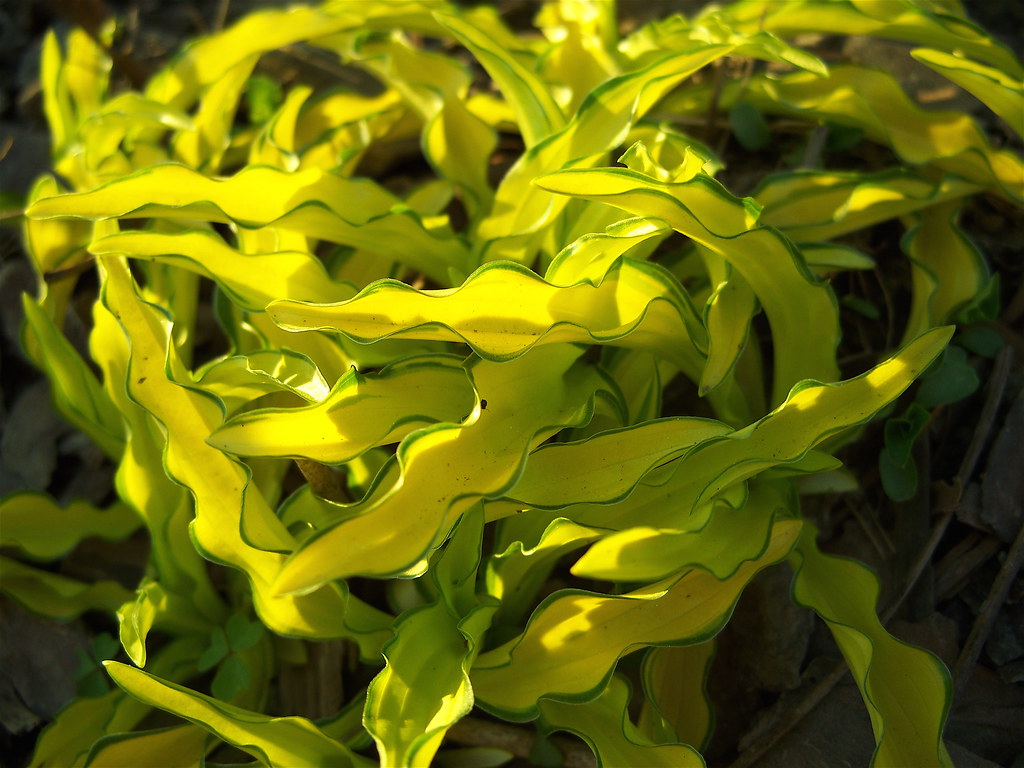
[789,524,954,767]
[472,519,800,720]
[540,675,704,767]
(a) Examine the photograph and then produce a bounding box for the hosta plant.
[3,0,1021,766]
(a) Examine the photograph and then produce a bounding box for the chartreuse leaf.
[174,54,257,172]
[20,296,125,460]
[472,519,800,720]
[500,418,732,510]
[143,6,365,112]
[799,243,875,273]
[729,101,771,151]
[533,0,620,114]
[89,229,351,310]
[98,255,392,654]
[103,662,362,768]
[209,355,475,464]
[40,31,74,154]
[912,48,1024,139]
[347,34,495,222]
[601,348,670,424]
[270,258,708,377]
[479,43,734,258]
[540,675,704,768]
[572,327,952,578]
[365,602,475,767]
[0,556,132,620]
[901,200,989,345]
[692,244,758,400]
[536,165,840,402]
[77,93,191,173]
[789,524,953,767]
[29,636,205,768]
[639,643,715,751]
[23,176,92,276]
[723,0,1022,78]
[486,516,604,630]
[90,289,227,634]
[83,724,208,768]
[273,345,613,590]
[0,492,138,561]
[573,479,787,583]
[545,216,672,285]
[721,65,1023,203]
[27,164,470,285]
[365,510,493,767]
[249,84,312,171]
[755,169,981,243]
[197,350,330,415]
[435,13,565,148]
[118,578,216,668]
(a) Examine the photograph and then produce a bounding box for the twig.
[295,459,350,504]
[883,343,1012,624]
[728,661,849,768]
[953,516,1024,695]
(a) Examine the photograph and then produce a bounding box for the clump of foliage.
[3,0,1021,766]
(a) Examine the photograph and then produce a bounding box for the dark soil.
[1,2,1022,768]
